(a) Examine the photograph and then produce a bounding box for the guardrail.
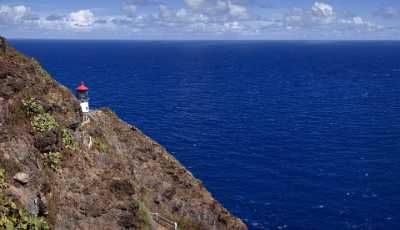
[150,213,178,230]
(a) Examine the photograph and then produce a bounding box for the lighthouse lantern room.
[77,81,90,121]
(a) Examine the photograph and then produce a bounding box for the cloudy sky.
[1,0,399,39]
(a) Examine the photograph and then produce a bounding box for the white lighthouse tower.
[76,81,90,121]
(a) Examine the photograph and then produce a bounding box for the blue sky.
[1,0,399,39]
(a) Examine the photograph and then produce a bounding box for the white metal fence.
[150,213,178,230]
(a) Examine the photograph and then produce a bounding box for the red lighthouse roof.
[77,81,89,91]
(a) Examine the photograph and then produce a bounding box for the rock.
[66,118,80,130]
[0,129,7,143]
[13,172,30,184]
[0,75,26,98]
[13,172,29,183]
[0,71,8,79]
[11,77,26,92]
[34,128,62,153]
[26,195,39,216]
[162,188,176,201]
[38,193,48,216]
[109,179,135,197]
[117,202,142,229]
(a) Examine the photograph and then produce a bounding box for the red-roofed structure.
[77,81,89,92]
[76,81,90,121]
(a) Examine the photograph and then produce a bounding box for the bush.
[48,152,61,171]
[93,138,109,153]
[62,128,76,150]
[22,97,59,133]
[32,113,59,132]
[136,201,152,230]
[0,168,6,189]
[0,196,49,229]
[22,97,45,116]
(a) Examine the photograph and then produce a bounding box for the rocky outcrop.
[0,38,247,229]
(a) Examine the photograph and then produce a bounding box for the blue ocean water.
[10,40,400,230]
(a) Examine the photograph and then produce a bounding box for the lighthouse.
[76,81,90,121]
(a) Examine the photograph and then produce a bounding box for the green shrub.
[0,196,48,229]
[48,152,61,171]
[0,169,6,189]
[22,97,45,116]
[32,113,59,132]
[136,201,152,230]
[62,128,76,150]
[93,138,108,153]
[22,97,59,133]
[143,186,153,195]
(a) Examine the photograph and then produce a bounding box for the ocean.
[10,40,400,230]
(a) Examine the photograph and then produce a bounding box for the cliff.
[0,38,247,230]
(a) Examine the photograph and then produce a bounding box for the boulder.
[34,128,62,153]
[13,172,30,184]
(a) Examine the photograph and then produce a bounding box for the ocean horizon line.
[7,38,400,42]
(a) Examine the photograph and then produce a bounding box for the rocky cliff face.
[0,38,247,230]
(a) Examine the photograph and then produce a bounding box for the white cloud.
[67,10,96,29]
[348,16,364,25]
[124,5,137,13]
[223,21,243,32]
[12,5,29,19]
[311,2,334,17]
[154,1,250,34]
[1,1,392,39]
[183,0,249,19]
[190,13,209,23]
[123,4,137,17]
[283,1,383,33]
[0,5,32,25]
[38,9,98,31]
[151,1,382,36]
[46,14,64,21]
[216,0,229,12]
[159,5,172,20]
[284,2,336,27]
[373,7,400,19]
[340,16,383,31]
[185,0,206,10]
[176,8,188,19]
[228,2,248,19]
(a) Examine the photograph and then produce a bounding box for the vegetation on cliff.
[0,195,48,230]
[0,37,247,230]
